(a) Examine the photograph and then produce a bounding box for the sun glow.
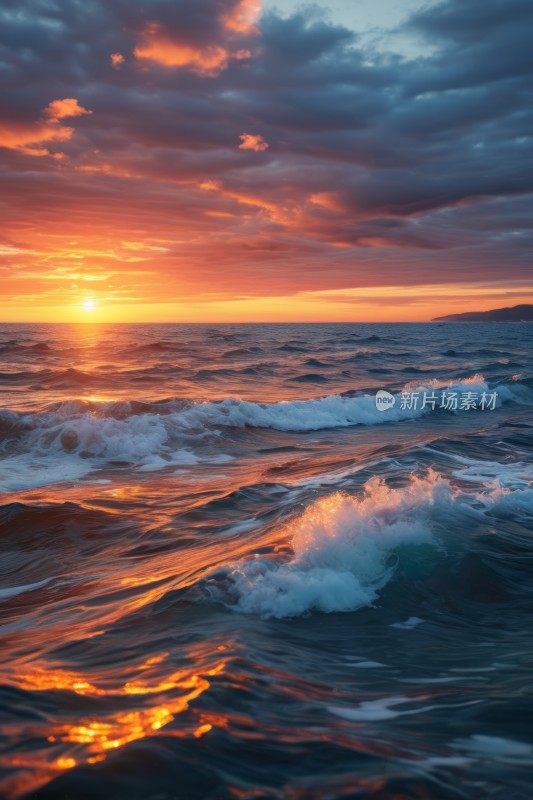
[83,299,96,312]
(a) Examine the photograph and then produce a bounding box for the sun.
[83,299,96,312]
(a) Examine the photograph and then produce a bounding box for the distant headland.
[433,304,533,322]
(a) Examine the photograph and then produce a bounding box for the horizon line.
[1,319,528,325]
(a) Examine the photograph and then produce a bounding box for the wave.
[0,375,498,446]
[206,472,449,618]
[129,340,178,353]
[0,376,529,491]
[0,341,51,355]
[357,335,384,343]
[288,373,330,383]
[304,358,330,368]
[0,576,53,601]
[0,407,216,491]
[206,466,533,619]
[222,347,264,358]
[37,368,96,387]
[167,376,525,432]
[277,343,307,352]
[195,364,277,379]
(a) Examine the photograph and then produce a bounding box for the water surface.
[1,322,532,799]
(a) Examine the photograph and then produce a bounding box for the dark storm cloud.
[0,0,532,298]
[406,0,533,90]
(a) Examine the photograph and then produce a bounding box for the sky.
[1,0,532,322]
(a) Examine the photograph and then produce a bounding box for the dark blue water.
[0,322,532,799]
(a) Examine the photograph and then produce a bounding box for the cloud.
[44,98,93,120]
[309,192,343,212]
[110,53,125,69]
[223,0,262,35]
[133,0,262,76]
[200,178,291,223]
[134,26,230,75]
[0,98,91,157]
[0,119,72,158]
[0,0,532,311]
[239,133,269,151]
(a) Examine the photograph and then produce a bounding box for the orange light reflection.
[6,658,227,798]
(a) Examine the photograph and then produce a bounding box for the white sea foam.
[451,460,533,515]
[329,696,412,721]
[176,375,507,433]
[0,409,231,491]
[455,735,533,760]
[0,454,93,492]
[215,465,533,619]
[0,376,527,491]
[217,472,450,619]
[485,487,533,517]
[390,616,425,630]
[0,577,53,601]
[452,459,533,489]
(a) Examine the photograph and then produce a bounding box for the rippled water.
[1,322,532,799]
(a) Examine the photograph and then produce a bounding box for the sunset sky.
[1,0,532,322]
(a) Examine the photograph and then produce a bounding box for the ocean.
[0,322,532,799]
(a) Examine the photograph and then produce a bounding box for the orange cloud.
[0,120,72,157]
[223,0,262,35]
[134,24,230,76]
[309,192,343,212]
[199,179,222,192]
[0,98,91,158]
[239,133,269,151]
[44,98,92,120]
[134,2,261,76]
[111,52,125,69]
[199,178,293,224]
[0,97,93,159]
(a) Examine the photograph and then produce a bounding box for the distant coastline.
[433,304,533,322]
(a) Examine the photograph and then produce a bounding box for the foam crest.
[218,472,450,618]
[0,375,527,490]
[215,462,533,618]
[0,410,212,491]
[178,376,507,432]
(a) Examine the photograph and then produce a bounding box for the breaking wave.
[207,468,533,619]
[208,472,448,618]
[0,376,530,491]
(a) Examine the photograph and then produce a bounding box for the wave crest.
[0,376,528,491]
[210,472,450,619]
